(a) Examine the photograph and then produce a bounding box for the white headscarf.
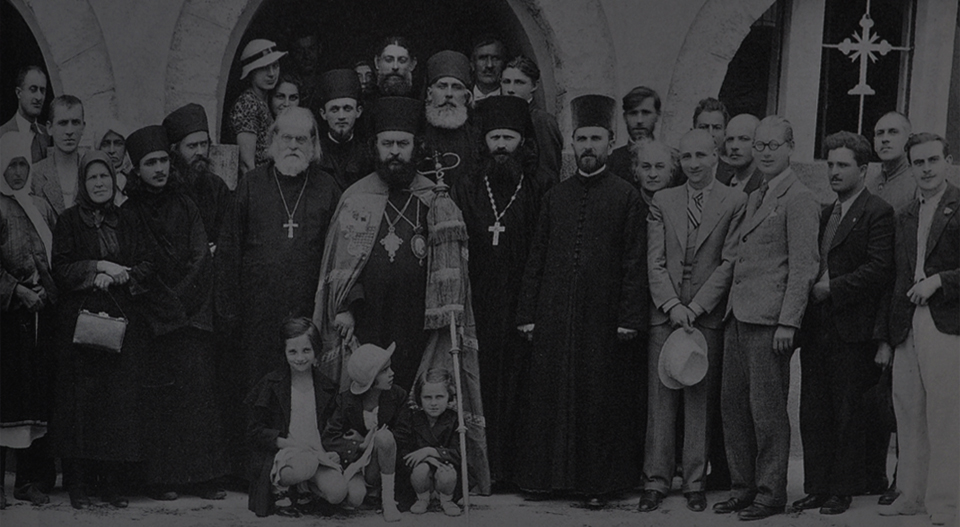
[1,132,54,265]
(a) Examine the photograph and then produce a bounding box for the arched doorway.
[0,0,55,124]
[219,0,550,142]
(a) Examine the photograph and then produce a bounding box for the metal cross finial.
[418,151,461,189]
[822,6,911,133]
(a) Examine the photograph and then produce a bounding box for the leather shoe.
[13,484,49,505]
[584,496,606,510]
[637,490,664,512]
[713,496,753,514]
[68,487,92,510]
[738,503,784,521]
[685,491,707,512]
[790,493,828,511]
[819,495,851,515]
[878,486,899,505]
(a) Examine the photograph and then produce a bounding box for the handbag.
[72,290,128,353]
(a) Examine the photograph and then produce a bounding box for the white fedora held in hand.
[658,328,708,389]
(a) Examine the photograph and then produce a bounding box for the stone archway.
[660,0,777,146]
[8,0,117,136]
[164,0,618,143]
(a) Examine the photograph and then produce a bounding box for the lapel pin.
[945,207,953,215]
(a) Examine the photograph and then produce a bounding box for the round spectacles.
[753,140,787,152]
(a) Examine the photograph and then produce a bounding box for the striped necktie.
[688,190,704,231]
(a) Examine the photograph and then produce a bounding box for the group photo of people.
[1,0,958,526]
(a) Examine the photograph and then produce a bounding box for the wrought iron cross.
[822,4,911,134]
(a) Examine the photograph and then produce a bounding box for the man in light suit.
[713,115,820,521]
[638,129,746,513]
[0,66,50,163]
[877,133,959,525]
[794,132,895,515]
[30,95,86,216]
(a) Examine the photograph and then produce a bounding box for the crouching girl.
[322,342,405,522]
[396,368,462,516]
[246,317,348,517]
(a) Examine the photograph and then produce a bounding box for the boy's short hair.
[49,95,84,122]
[414,368,457,403]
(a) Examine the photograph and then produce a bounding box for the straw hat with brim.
[658,328,709,390]
[348,342,397,395]
[240,39,287,80]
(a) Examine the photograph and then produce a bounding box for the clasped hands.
[95,261,131,290]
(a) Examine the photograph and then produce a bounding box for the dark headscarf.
[76,150,121,255]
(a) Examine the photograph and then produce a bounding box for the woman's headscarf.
[1,132,54,265]
[94,119,133,199]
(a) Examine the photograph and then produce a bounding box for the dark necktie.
[819,202,842,278]
[30,122,46,163]
[753,181,769,213]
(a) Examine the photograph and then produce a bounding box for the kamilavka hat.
[126,125,169,167]
[162,103,209,145]
[477,95,530,136]
[570,94,617,133]
[374,97,422,135]
[426,50,471,88]
[319,69,362,105]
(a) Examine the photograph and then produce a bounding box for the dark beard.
[173,154,211,183]
[484,149,524,184]
[376,156,417,190]
[378,73,412,96]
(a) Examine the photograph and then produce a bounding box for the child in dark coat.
[245,318,348,517]
[322,342,405,522]
[395,368,462,516]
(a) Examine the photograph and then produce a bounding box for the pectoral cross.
[284,220,299,239]
[488,221,505,246]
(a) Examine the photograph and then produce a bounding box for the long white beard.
[275,154,309,176]
[425,102,468,130]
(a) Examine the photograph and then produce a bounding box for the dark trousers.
[722,319,792,507]
[799,320,879,496]
[0,437,56,492]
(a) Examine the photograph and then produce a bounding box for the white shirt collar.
[472,85,500,103]
[919,184,948,208]
[838,187,865,219]
[15,111,34,136]
[578,165,606,178]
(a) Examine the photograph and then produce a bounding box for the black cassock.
[452,162,542,484]
[515,168,647,494]
[216,163,339,468]
[423,122,480,188]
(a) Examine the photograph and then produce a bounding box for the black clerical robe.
[178,166,231,246]
[217,163,340,389]
[515,167,647,494]
[423,122,480,188]
[452,162,541,483]
[319,133,374,192]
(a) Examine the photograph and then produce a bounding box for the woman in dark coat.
[51,150,156,509]
[122,125,226,500]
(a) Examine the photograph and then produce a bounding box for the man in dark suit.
[0,66,50,163]
[877,133,958,525]
[793,132,895,515]
[608,86,660,180]
[714,115,820,521]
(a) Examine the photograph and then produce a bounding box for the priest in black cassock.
[316,69,374,192]
[422,51,480,188]
[215,107,340,469]
[451,95,541,486]
[162,103,231,250]
[515,94,647,509]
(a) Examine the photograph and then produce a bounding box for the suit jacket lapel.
[694,184,727,252]
[742,172,795,236]
[926,185,960,258]
[664,186,688,249]
[831,190,869,250]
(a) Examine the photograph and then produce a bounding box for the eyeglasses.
[753,140,789,152]
[280,134,310,146]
